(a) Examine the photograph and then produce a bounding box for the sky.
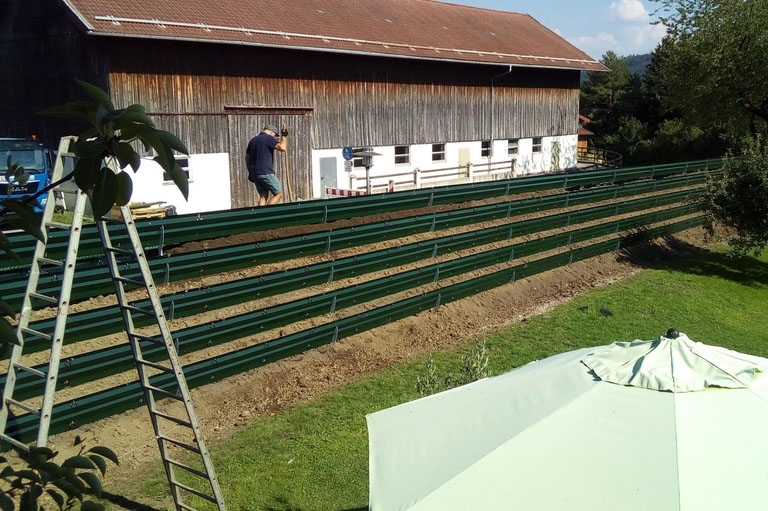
[450,0,667,60]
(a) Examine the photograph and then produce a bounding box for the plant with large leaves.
[0,80,190,353]
[0,436,118,511]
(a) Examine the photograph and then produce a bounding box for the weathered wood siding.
[105,39,580,151]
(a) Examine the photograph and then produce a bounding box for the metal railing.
[577,147,624,170]
[1,158,725,272]
[351,160,515,192]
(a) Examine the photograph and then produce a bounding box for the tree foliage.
[701,137,768,254]
[0,437,118,511]
[653,0,768,136]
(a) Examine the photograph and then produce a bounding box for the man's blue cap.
[264,124,279,134]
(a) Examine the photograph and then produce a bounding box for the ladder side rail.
[114,204,227,510]
[35,187,88,446]
[0,136,75,444]
[95,216,185,509]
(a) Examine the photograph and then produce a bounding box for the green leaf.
[40,101,95,123]
[162,161,189,200]
[86,447,118,466]
[113,142,140,171]
[0,317,18,347]
[0,492,13,511]
[14,470,41,483]
[1,199,44,242]
[89,168,118,218]
[81,501,105,511]
[115,111,155,128]
[61,456,95,471]
[0,231,20,261]
[46,489,65,510]
[77,472,102,498]
[0,299,15,317]
[29,447,55,460]
[157,129,190,156]
[114,172,133,207]
[76,80,114,111]
[61,469,86,494]
[0,464,15,479]
[73,158,102,192]
[19,490,37,511]
[73,435,83,447]
[39,462,62,482]
[51,478,82,500]
[86,456,106,477]
[73,136,107,160]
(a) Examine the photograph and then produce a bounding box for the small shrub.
[415,341,491,396]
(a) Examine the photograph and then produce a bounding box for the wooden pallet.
[111,202,167,219]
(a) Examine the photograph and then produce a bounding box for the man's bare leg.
[267,192,284,205]
[258,192,269,206]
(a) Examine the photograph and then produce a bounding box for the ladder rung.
[37,257,63,267]
[122,304,154,316]
[29,292,58,304]
[153,410,192,428]
[60,152,76,158]
[44,221,71,230]
[5,398,40,415]
[13,363,46,379]
[0,433,31,452]
[145,385,183,402]
[136,358,175,374]
[128,332,165,345]
[52,187,77,195]
[20,327,51,341]
[117,277,146,287]
[99,216,123,223]
[158,435,201,454]
[105,246,134,256]
[170,481,218,504]
[166,457,209,479]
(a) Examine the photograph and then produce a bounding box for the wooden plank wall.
[106,39,580,152]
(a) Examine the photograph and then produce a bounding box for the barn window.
[507,139,519,156]
[353,156,365,168]
[395,145,410,165]
[432,143,446,162]
[481,140,491,158]
[532,137,543,153]
[164,157,190,182]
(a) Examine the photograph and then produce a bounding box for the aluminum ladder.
[0,137,226,510]
[97,195,226,511]
[0,136,87,450]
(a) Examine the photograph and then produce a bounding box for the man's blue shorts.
[255,173,282,196]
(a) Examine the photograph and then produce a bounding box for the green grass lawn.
[103,243,768,511]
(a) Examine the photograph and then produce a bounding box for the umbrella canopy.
[367,332,768,510]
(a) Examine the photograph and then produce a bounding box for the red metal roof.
[62,0,607,71]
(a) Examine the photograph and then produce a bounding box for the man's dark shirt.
[246,132,278,181]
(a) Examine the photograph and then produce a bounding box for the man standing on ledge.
[246,124,288,206]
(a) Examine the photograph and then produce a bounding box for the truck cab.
[0,137,54,213]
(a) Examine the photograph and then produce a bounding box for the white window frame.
[481,140,491,158]
[508,139,519,156]
[431,143,446,162]
[394,145,410,165]
[163,156,191,184]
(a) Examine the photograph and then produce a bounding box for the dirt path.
[22,226,710,504]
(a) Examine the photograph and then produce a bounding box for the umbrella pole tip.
[666,328,680,339]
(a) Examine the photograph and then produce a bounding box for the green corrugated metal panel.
[1,216,705,446]
[2,203,699,401]
[0,159,723,271]
[0,173,710,310]
[17,187,703,355]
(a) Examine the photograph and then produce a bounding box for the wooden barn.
[0,0,605,212]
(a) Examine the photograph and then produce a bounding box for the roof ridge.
[418,0,530,17]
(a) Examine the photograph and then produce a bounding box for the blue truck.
[0,137,54,214]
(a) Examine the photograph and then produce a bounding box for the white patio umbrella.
[367,331,768,511]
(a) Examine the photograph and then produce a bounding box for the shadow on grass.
[617,234,768,288]
[264,496,367,511]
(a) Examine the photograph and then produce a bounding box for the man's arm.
[275,128,288,152]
